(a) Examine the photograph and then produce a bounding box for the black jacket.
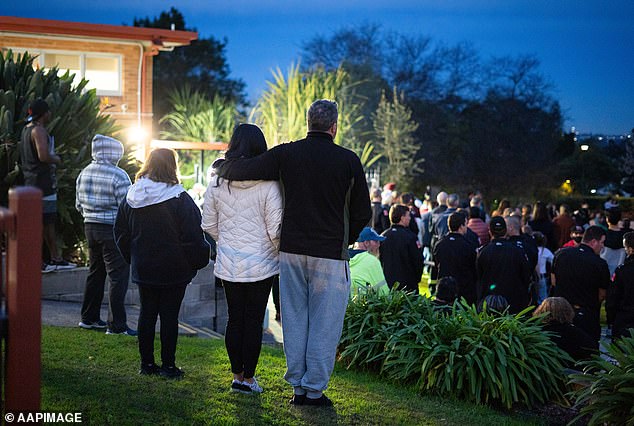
[216,131,371,260]
[552,244,610,311]
[476,238,532,313]
[433,232,478,304]
[380,225,424,293]
[114,193,210,287]
[607,255,634,339]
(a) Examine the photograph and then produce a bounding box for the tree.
[133,7,246,135]
[372,88,421,189]
[622,132,634,176]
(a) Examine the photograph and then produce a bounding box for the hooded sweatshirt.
[114,177,210,287]
[76,135,131,225]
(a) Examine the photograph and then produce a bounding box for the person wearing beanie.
[20,98,76,273]
[76,135,134,334]
[476,216,532,313]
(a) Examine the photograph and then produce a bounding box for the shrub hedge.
[339,290,571,409]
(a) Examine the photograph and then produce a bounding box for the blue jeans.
[534,276,548,305]
[280,252,350,398]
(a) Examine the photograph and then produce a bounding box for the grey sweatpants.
[279,251,350,397]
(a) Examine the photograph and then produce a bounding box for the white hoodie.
[127,177,185,208]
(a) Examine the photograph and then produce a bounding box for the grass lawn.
[42,326,543,425]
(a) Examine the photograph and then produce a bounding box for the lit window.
[85,56,120,95]
[43,53,81,79]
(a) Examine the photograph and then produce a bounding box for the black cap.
[490,216,507,236]
[29,98,49,120]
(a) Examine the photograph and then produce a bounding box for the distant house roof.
[0,16,197,47]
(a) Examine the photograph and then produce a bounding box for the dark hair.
[389,204,410,225]
[606,207,622,226]
[448,212,466,232]
[436,276,458,303]
[29,98,50,120]
[582,225,607,244]
[533,231,547,247]
[225,124,267,159]
[136,148,179,184]
[624,231,634,250]
[307,99,338,131]
[468,206,481,220]
[478,294,509,314]
[400,192,414,206]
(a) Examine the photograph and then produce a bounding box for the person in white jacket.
[201,124,283,394]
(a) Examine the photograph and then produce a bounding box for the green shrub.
[568,334,634,425]
[340,291,571,409]
[0,50,136,258]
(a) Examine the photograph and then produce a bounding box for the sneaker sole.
[230,387,252,394]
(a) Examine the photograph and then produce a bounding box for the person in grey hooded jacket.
[114,148,209,379]
[76,134,133,334]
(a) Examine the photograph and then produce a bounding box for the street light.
[580,144,589,151]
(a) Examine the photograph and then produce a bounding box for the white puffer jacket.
[201,176,283,282]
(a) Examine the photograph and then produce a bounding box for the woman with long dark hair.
[202,124,283,394]
[114,148,210,378]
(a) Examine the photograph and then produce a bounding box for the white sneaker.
[242,377,263,393]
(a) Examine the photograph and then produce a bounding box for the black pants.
[272,275,280,315]
[81,223,130,332]
[223,277,273,378]
[137,284,187,367]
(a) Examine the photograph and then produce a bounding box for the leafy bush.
[340,291,571,409]
[0,50,137,258]
[568,334,634,425]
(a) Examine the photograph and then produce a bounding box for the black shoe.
[230,380,252,394]
[160,365,184,379]
[106,327,138,336]
[289,394,306,405]
[303,394,333,407]
[78,320,107,330]
[139,363,161,376]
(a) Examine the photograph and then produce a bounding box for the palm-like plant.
[252,63,372,161]
[160,86,237,143]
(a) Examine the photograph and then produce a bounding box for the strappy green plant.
[568,334,634,425]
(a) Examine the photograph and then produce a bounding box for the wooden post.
[5,186,42,412]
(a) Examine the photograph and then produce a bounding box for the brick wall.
[0,34,153,132]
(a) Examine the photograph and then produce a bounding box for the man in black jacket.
[477,216,532,314]
[371,188,389,234]
[433,212,478,304]
[215,100,371,407]
[552,225,610,342]
[380,204,424,294]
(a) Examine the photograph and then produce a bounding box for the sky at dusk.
[3,1,633,135]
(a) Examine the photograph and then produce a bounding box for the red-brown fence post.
[5,186,42,412]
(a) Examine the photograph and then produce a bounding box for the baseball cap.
[356,227,386,242]
[490,216,507,235]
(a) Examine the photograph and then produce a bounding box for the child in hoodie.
[76,134,133,334]
[114,148,210,379]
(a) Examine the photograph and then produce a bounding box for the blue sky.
[4,1,633,135]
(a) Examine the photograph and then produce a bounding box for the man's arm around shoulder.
[216,146,282,181]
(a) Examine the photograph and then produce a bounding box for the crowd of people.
[352,184,634,365]
[23,96,633,407]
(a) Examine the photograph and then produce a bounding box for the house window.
[6,48,122,96]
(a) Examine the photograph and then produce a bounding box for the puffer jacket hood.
[92,134,124,166]
[126,177,185,209]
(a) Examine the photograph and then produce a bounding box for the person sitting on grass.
[533,297,598,366]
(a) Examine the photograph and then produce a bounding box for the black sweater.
[216,131,371,260]
[114,193,210,287]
